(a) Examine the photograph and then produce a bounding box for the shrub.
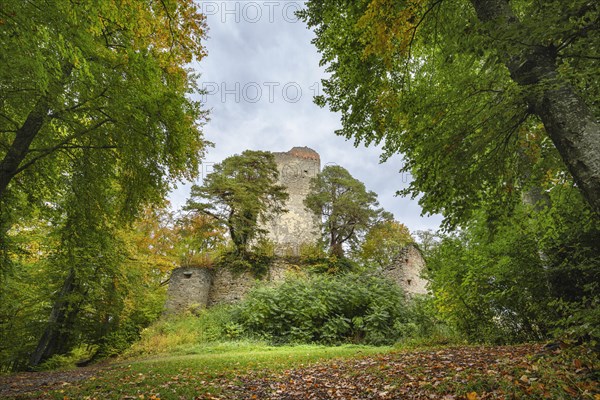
[235,274,411,345]
[124,306,236,357]
[215,240,274,278]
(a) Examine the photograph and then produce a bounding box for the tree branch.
[12,118,113,176]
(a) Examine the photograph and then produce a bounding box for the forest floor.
[0,343,598,399]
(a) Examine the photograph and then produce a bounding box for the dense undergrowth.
[121,276,456,362]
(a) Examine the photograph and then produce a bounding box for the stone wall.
[265,147,321,255]
[164,267,213,314]
[207,268,255,306]
[164,146,431,314]
[165,247,429,314]
[381,244,429,296]
[165,262,297,314]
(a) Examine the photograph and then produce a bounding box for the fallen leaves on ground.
[225,344,598,399]
[0,364,106,398]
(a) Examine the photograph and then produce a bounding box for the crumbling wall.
[207,268,256,306]
[164,146,430,314]
[266,147,321,255]
[164,267,213,314]
[381,244,429,296]
[165,248,428,314]
[166,262,296,313]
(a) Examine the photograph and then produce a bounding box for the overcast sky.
[169,1,443,234]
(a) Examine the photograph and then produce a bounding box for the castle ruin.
[164,146,428,314]
[265,147,321,255]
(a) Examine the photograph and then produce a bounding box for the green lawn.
[46,343,391,399]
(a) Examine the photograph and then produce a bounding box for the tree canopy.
[304,165,391,257]
[185,151,289,254]
[0,0,208,223]
[426,183,600,343]
[298,0,600,226]
[357,220,414,269]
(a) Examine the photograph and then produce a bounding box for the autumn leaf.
[466,391,478,400]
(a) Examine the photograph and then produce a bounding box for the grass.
[48,342,391,399]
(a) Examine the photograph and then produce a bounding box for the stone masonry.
[381,243,429,296]
[164,267,213,314]
[265,147,321,255]
[164,147,429,314]
[164,262,293,314]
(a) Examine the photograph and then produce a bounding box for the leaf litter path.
[225,344,598,400]
[0,364,106,398]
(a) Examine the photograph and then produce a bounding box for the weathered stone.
[207,268,256,306]
[207,262,295,306]
[381,244,429,296]
[164,147,430,314]
[265,147,321,255]
[164,267,213,314]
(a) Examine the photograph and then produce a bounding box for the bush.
[124,306,237,357]
[426,185,600,345]
[235,274,411,345]
[215,241,274,278]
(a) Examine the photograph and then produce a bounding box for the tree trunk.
[29,269,79,367]
[330,242,344,258]
[470,0,600,213]
[0,96,50,200]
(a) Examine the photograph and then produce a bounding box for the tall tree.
[0,0,208,218]
[1,0,210,367]
[299,0,600,225]
[29,150,129,366]
[185,151,289,254]
[304,165,391,257]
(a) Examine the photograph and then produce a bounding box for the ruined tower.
[164,146,429,315]
[265,146,321,255]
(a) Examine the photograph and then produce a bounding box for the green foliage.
[299,0,600,225]
[0,223,56,372]
[33,347,93,372]
[124,306,241,358]
[304,254,360,275]
[357,220,414,268]
[427,185,600,344]
[304,165,392,257]
[235,274,412,345]
[0,202,174,370]
[173,212,227,267]
[0,0,208,214]
[294,242,361,274]
[211,238,276,278]
[215,245,274,279]
[186,151,288,254]
[0,0,210,371]
[397,295,459,346]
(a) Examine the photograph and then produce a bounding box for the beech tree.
[0,0,208,222]
[304,165,391,257]
[299,0,600,226]
[185,151,289,254]
[0,0,209,368]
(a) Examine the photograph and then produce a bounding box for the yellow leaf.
[466,392,478,400]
